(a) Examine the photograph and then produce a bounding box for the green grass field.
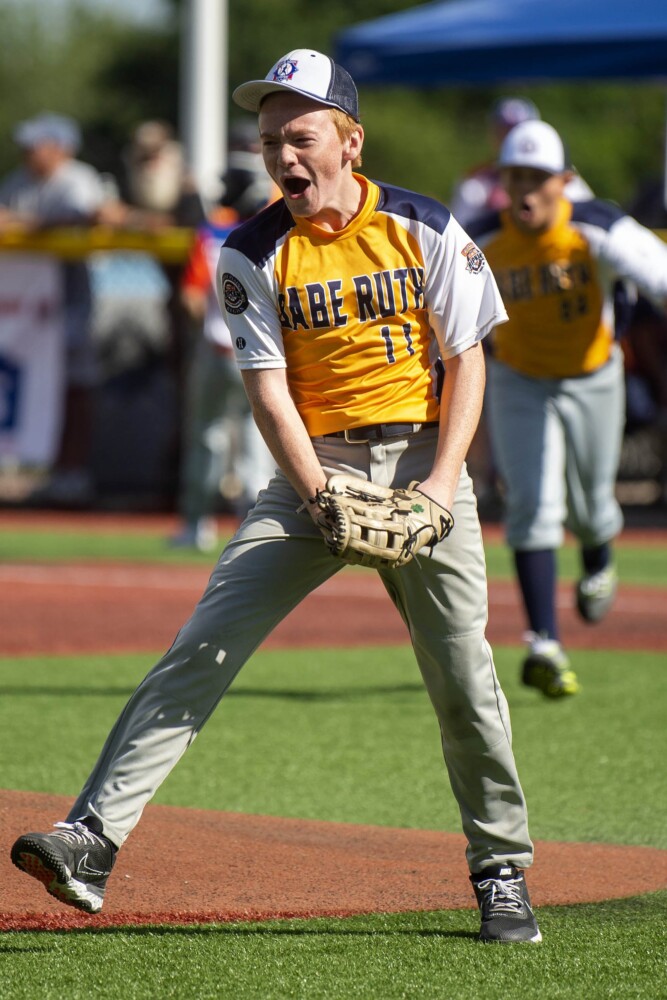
[1,522,666,999]
[1,522,666,585]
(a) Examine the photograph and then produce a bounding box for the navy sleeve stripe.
[223,200,295,267]
[570,198,625,232]
[375,180,451,234]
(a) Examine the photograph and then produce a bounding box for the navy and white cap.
[233,49,360,122]
[13,112,81,152]
[498,120,571,175]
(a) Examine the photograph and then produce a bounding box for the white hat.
[233,49,360,121]
[498,120,570,174]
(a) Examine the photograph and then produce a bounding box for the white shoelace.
[53,820,101,846]
[580,568,616,597]
[476,876,526,915]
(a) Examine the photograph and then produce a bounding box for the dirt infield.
[2,790,666,932]
[1,511,665,929]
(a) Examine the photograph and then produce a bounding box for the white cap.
[498,120,570,174]
[233,49,360,121]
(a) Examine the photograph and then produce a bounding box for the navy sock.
[513,548,558,641]
[581,543,611,576]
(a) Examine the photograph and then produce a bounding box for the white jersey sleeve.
[423,214,508,360]
[216,244,287,369]
[601,215,667,310]
[573,201,667,313]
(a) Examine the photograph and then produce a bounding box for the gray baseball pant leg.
[487,355,624,551]
[366,434,533,872]
[68,473,344,847]
[486,358,568,550]
[559,348,625,546]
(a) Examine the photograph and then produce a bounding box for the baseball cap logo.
[518,138,537,153]
[273,58,299,83]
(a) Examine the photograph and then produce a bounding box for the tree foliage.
[0,0,664,211]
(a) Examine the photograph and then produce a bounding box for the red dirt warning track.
[0,560,665,656]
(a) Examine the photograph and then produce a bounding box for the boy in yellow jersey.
[470,120,667,698]
[11,50,540,944]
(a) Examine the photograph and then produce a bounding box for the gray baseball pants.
[69,427,534,873]
[486,350,625,551]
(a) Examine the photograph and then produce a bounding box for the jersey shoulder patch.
[570,198,625,232]
[222,199,295,267]
[375,180,451,235]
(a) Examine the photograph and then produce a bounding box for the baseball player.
[468,119,667,697]
[11,49,540,944]
[450,97,594,231]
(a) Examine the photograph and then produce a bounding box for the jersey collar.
[293,174,380,241]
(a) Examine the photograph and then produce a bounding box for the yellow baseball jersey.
[473,197,667,379]
[217,174,507,436]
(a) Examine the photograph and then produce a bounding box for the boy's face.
[258,92,363,223]
[501,166,571,233]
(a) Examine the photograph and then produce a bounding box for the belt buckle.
[344,428,368,444]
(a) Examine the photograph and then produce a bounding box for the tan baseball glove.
[313,474,454,569]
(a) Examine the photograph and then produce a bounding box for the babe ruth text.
[278,267,426,331]
[494,261,592,322]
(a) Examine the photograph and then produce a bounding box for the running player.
[469,119,667,697]
[11,49,541,944]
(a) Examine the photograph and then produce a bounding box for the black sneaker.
[470,864,542,943]
[11,820,115,914]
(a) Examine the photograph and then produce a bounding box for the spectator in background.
[98,120,208,500]
[170,122,278,551]
[0,112,108,506]
[98,120,205,230]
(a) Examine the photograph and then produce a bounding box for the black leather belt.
[323,421,439,443]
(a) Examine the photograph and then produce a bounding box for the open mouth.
[516,197,535,221]
[283,177,310,197]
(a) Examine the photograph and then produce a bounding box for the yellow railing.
[0,225,664,263]
[0,226,196,264]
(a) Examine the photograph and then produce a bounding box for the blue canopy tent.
[334,0,667,209]
[334,0,667,86]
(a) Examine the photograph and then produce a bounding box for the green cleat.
[576,565,618,624]
[521,633,580,698]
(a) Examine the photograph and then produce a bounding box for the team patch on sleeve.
[460,242,486,274]
[222,272,249,314]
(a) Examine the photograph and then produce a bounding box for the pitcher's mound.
[2,790,665,930]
